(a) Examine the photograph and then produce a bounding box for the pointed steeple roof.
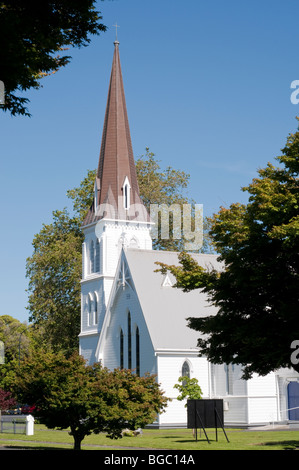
[83,41,147,226]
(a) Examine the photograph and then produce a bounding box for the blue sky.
[1,0,299,323]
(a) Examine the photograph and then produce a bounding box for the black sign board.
[187,399,229,443]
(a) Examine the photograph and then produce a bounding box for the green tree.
[10,351,168,450]
[66,168,96,220]
[0,315,30,364]
[0,1,106,116]
[157,122,299,379]
[26,209,83,355]
[136,148,195,251]
[174,376,203,406]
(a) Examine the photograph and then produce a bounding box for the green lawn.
[0,424,299,450]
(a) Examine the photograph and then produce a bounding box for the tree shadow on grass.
[262,440,299,450]
[1,445,73,451]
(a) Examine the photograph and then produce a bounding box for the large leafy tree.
[157,122,299,379]
[0,0,106,116]
[10,351,168,450]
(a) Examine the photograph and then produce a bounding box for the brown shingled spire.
[83,41,146,226]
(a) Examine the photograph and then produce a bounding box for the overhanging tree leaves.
[157,122,299,379]
[0,1,106,116]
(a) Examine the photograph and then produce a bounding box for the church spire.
[83,41,145,226]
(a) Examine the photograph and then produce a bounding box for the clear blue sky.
[1,0,299,323]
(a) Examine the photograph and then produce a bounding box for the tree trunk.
[73,433,83,450]
[70,425,84,450]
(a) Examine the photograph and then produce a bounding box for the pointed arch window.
[90,241,95,274]
[94,292,98,324]
[95,239,100,272]
[122,177,131,211]
[127,312,132,369]
[87,295,92,326]
[120,329,124,369]
[224,364,233,395]
[182,361,190,383]
[136,327,140,376]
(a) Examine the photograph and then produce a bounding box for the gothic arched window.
[94,292,98,324]
[128,312,132,369]
[120,329,124,369]
[122,176,131,210]
[136,327,140,376]
[182,361,190,378]
[87,295,92,326]
[90,241,95,274]
[95,240,100,272]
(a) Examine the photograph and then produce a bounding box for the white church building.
[79,40,299,428]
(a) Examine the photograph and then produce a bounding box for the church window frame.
[90,240,95,274]
[122,176,131,211]
[87,294,93,326]
[224,364,234,395]
[135,326,140,376]
[120,328,124,369]
[127,311,132,369]
[94,291,98,324]
[95,239,100,273]
[182,360,191,379]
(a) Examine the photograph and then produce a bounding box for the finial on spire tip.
[113,23,120,43]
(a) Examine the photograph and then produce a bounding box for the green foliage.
[136,148,194,251]
[136,148,190,208]
[0,1,106,116]
[174,376,203,406]
[158,120,299,379]
[0,315,30,364]
[66,168,96,220]
[9,351,168,450]
[25,209,83,355]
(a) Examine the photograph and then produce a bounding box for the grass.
[0,424,299,451]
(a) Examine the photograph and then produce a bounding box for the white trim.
[81,274,114,284]
[155,349,199,356]
[78,330,99,338]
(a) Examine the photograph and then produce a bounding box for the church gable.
[96,250,156,376]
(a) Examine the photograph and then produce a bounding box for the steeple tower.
[79,42,152,364]
[83,40,146,226]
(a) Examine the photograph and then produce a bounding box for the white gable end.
[96,250,156,376]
